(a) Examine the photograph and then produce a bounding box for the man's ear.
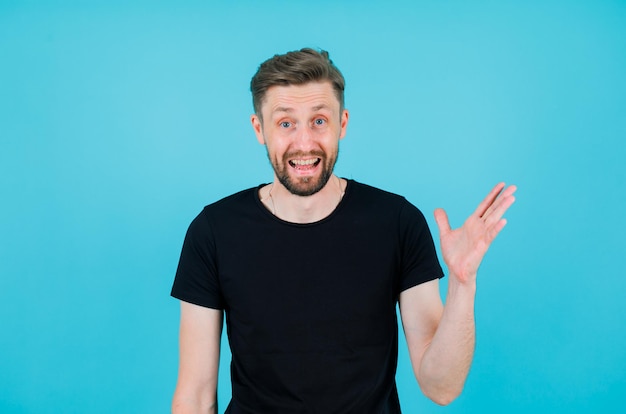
[251,114,265,145]
[339,109,349,140]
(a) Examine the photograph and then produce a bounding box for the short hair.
[250,48,345,118]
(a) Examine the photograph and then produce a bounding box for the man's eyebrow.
[271,106,294,115]
[312,104,331,111]
[271,104,332,115]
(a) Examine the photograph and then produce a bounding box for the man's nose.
[292,125,315,150]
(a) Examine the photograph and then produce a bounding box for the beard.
[268,148,339,196]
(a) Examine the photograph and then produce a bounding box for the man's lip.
[288,157,321,167]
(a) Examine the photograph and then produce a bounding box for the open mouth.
[289,158,321,171]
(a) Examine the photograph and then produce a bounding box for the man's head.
[250,48,349,197]
[250,48,345,120]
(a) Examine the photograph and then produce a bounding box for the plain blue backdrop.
[1,0,625,412]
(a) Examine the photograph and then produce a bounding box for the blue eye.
[314,118,326,126]
[280,121,292,128]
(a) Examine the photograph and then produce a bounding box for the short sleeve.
[170,210,225,309]
[398,200,445,292]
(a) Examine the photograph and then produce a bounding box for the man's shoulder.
[348,180,408,205]
[196,185,263,221]
[347,180,428,223]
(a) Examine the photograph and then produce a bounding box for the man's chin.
[281,174,329,197]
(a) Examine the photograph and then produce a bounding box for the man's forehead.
[272,103,333,113]
[263,81,339,114]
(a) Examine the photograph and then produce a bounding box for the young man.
[171,48,516,414]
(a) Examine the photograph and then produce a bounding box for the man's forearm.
[171,391,217,414]
[418,277,476,405]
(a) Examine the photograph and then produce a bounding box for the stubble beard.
[269,149,339,197]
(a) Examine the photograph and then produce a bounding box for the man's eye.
[280,121,292,128]
[314,118,326,126]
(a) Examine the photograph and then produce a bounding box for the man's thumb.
[434,208,451,234]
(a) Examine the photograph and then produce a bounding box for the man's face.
[251,81,349,196]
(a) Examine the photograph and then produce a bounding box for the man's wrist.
[446,274,477,298]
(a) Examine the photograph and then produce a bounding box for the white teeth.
[292,158,318,165]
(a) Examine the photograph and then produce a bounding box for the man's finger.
[473,182,506,218]
[483,185,517,226]
[434,208,451,235]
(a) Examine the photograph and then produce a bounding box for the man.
[171,48,516,413]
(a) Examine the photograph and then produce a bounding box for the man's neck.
[261,175,346,224]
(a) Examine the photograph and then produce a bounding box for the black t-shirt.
[172,180,444,414]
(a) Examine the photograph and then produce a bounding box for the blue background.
[1,0,625,412]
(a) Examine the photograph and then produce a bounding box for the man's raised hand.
[434,183,517,284]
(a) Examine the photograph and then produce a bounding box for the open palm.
[434,183,517,284]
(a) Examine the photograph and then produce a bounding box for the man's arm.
[399,183,516,405]
[172,301,223,414]
[400,278,474,405]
